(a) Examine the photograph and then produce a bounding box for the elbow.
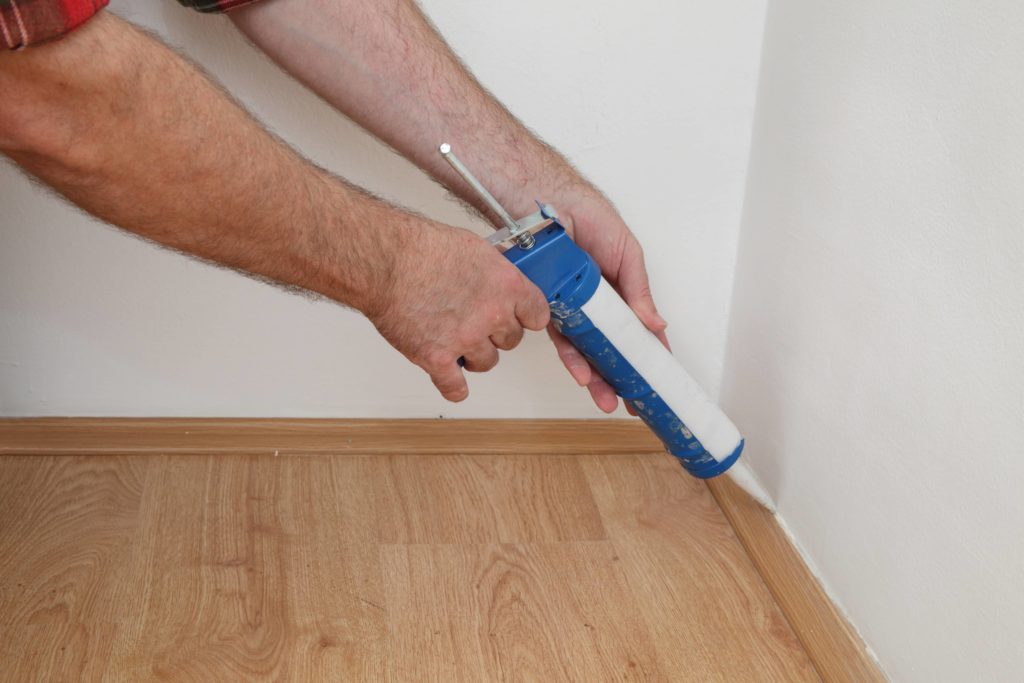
[0,79,65,161]
[0,47,98,164]
[0,89,109,195]
[0,14,130,178]
[0,90,37,155]
[0,17,104,157]
[0,75,99,180]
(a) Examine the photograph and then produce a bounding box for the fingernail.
[654,314,668,330]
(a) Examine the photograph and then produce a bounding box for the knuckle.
[557,343,580,360]
[526,309,550,331]
[499,329,524,351]
[500,265,524,288]
[425,349,455,372]
[465,346,499,372]
[481,303,505,328]
[537,303,552,324]
[489,333,509,351]
[456,330,482,353]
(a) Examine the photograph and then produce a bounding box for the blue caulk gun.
[440,144,745,479]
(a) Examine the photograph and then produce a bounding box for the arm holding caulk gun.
[227,0,670,414]
[0,2,762,493]
[232,0,756,487]
[0,11,549,406]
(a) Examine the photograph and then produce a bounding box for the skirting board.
[0,418,663,456]
[706,474,886,683]
[0,418,884,682]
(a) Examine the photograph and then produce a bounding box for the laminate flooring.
[0,449,818,681]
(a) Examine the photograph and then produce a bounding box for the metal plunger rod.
[439,143,520,232]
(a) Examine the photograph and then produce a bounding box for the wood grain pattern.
[0,418,663,456]
[382,542,663,681]
[374,454,607,545]
[582,453,818,682]
[0,456,148,682]
[104,454,389,681]
[0,420,880,681]
[707,475,887,683]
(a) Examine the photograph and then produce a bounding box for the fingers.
[586,376,619,414]
[461,340,499,373]
[515,278,551,331]
[423,268,547,402]
[546,324,619,413]
[615,238,669,345]
[547,324,591,386]
[490,323,524,351]
[429,361,469,403]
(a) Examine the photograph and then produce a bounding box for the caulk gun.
[440,144,745,479]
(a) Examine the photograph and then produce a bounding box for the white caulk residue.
[726,461,775,512]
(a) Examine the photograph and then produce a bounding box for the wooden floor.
[0,421,840,681]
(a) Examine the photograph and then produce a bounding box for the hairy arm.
[0,12,548,401]
[230,0,668,412]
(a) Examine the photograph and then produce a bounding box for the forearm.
[229,0,593,224]
[0,12,408,315]
[228,0,668,412]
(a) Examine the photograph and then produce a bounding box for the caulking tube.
[504,217,744,478]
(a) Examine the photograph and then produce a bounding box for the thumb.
[515,277,551,332]
[429,364,470,403]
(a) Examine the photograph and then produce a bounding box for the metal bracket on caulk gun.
[439,143,557,249]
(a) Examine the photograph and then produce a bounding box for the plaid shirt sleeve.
[175,0,259,13]
[1,0,260,50]
[0,0,108,49]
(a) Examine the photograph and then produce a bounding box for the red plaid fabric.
[0,0,260,50]
[0,0,107,49]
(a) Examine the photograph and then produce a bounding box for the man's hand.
[367,223,550,402]
[229,0,670,413]
[547,190,670,412]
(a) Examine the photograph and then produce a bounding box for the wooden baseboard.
[0,417,664,456]
[0,417,884,681]
[708,474,886,682]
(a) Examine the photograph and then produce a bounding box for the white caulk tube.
[437,143,747,481]
[582,279,743,465]
[504,216,745,479]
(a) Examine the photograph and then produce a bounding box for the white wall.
[8,1,1023,677]
[720,1,1024,680]
[0,0,766,417]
